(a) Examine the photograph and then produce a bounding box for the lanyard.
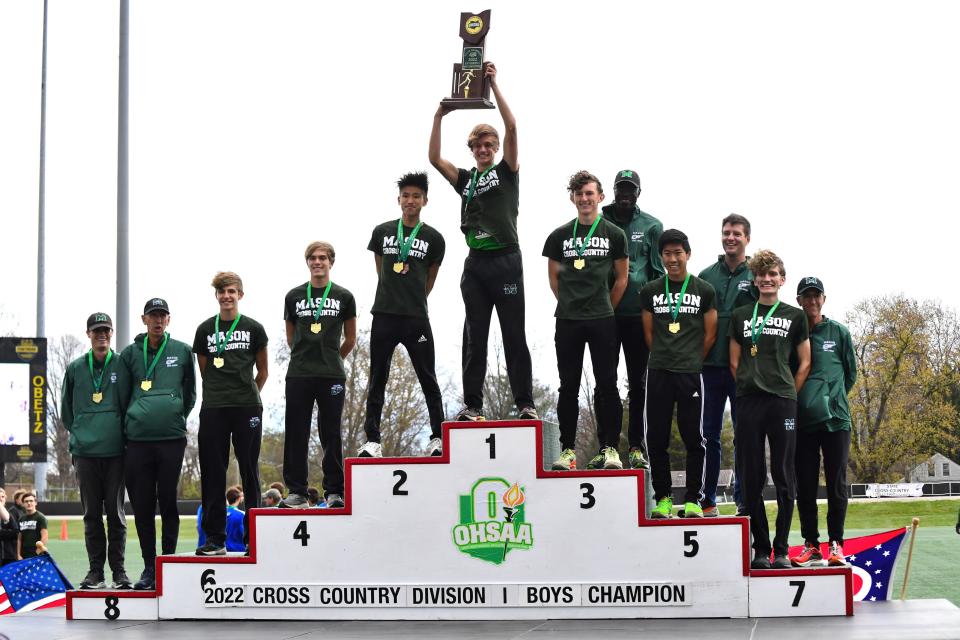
[142,332,170,380]
[396,219,424,263]
[87,350,113,392]
[751,300,781,345]
[214,314,243,355]
[665,274,691,321]
[572,215,603,258]
[464,165,495,211]
[306,281,333,322]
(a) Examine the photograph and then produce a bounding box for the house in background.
[906,452,960,483]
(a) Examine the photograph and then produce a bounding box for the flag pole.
[898,517,920,600]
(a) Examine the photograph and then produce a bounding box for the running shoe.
[281,493,308,508]
[196,542,226,556]
[133,566,155,591]
[455,407,485,421]
[357,442,383,458]
[628,447,650,470]
[790,541,826,567]
[326,494,345,509]
[602,446,623,470]
[827,540,847,566]
[552,448,577,471]
[518,406,539,420]
[751,551,772,570]
[702,504,720,517]
[682,502,703,518]
[426,437,443,456]
[585,451,604,469]
[79,570,105,590]
[650,497,673,519]
[772,554,792,569]
[112,570,133,590]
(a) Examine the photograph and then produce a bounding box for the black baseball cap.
[797,276,825,295]
[614,169,641,190]
[143,297,170,314]
[86,312,113,331]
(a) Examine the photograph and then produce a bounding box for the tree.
[45,334,86,484]
[846,295,960,482]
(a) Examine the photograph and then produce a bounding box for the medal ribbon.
[214,314,243,355]
[87,349,113,392]
[573,214,603,258]
[396,219,424,264]
[306,281,333,322]
[665,273,691,321]
[751,300,781,346]
[464,165,495,211]
[142,332,169,381]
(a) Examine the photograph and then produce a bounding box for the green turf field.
[39,499,960,605]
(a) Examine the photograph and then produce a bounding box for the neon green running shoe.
[683,502,703,518]
[586,451,604,469]
[628,447,650,470]
[651,496,673,519]
[602,446,623,469]
[551,448,577,471]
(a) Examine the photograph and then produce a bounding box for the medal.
[571,215,602,273]
[573,258,585,270]
[213,357,224,368]
[750,300,781,361]
[393,262,404,273]
[142,333,168,394]
[665,273,691,335]
[140,380,152,391]
[311,323,322,334]
[669,322,680,334]
[87,350,112,408]
[750,344,758,357]
[306,280,334,334]
[92,392,103,403]
[213,315,242,372]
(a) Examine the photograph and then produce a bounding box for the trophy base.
[441,97,495,110]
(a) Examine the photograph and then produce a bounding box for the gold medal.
[140,380,152,391]
[573,258,585,270]
[311,323,322,334]
[92,392,103,404]
[668,322,680,334]
[750,344,758,357]
[213,357,225,368]
[393,262,404,273]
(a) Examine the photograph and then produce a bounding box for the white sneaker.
[358,441,383,458]
[426,437,443,456]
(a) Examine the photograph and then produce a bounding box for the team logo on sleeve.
[823,340,836,352]
[452,478,533,565]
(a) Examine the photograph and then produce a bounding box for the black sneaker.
[518,406,539,420]
[455,406,484,421]
[133,567,155,591]
[79,570,106,590]
[112,570,133,590]
[751,551,772,570]
[735,505,749,517]
[196,542,226,556]
[280,493,308,508]
[772,554,792,569]
[326,494,345,509]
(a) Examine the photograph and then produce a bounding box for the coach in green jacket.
[61,312,131,590]
[601,169,663,469]
[120,297,196,590]
[790,277,857,568]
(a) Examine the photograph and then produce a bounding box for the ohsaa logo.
[452,477,533,565]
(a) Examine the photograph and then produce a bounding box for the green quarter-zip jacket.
[61,350,129,457]
[120,333,197,441]
[699,255,757,367]
[797,316,857,432]
[602,203,664,316]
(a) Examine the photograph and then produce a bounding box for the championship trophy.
[440,10,495,110]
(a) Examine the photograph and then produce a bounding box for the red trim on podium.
[65,590,157,620]
[750,566,854,616]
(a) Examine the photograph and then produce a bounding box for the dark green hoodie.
[602,204,664,316]
[699,255,757,368]
[120,332,196,441]
[61,350,129,457]
[797,317,857,432]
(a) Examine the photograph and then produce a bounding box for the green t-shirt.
[640,275,717,373]
[454,159,520,247]
[18,511,47,558]
[729,301,809,400]
[542,216,627,320]
[368,219,445,318]
[192,315,268,408]
[283,282,357,379]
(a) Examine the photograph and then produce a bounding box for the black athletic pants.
[364,313,444,442]
[555,317,623,450]
[125,438,186,562]
[284,377,346,499]
[199,406,262,546]
[460,247,534,411]
[796,427,850,545]
[614,315,649,449]
[736,393,796,556]
[74,455,126,573]
[644,369,706,504]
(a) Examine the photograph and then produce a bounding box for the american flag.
[0,553,74,615]
[788,527,907,602]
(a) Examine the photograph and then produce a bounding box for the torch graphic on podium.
[501,482,525,562]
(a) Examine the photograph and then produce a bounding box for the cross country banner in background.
[0,553,74,615]
[788,527,907,602]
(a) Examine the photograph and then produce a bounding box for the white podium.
[66,420,851,620]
